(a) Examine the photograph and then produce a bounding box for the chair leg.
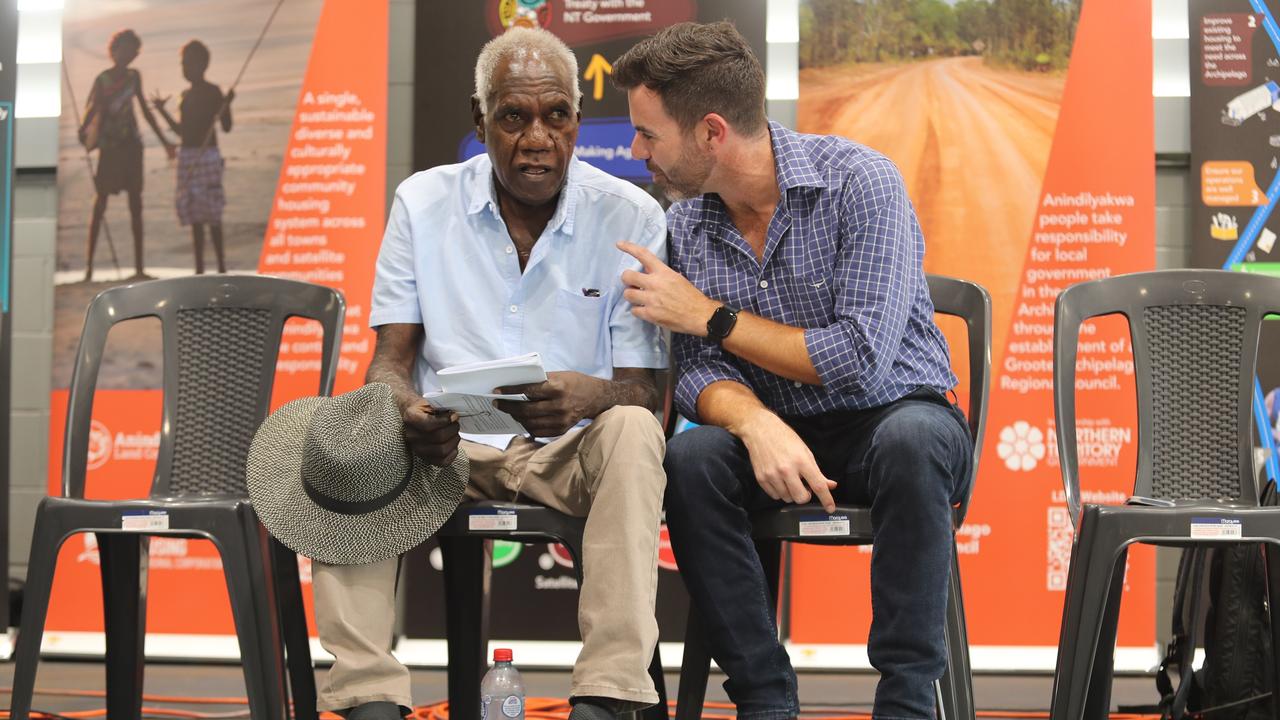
[937,545,974,720]
[642,644,668,720]
[1082,547,1128,720]
[1049,514,1127,720]
[98,533,149,720]
[675,602,711,720]
[271,537,317,720]
[215,521,288,720]
[10,512,68,720]
[441,535,490,720]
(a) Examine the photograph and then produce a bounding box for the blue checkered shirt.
[668,121,957,421]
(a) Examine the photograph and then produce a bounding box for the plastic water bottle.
[480,648,525,720]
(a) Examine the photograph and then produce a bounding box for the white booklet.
[424,352,547,435]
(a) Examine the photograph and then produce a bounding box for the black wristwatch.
[706,304,740,344]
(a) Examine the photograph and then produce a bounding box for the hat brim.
[246,396,469,566]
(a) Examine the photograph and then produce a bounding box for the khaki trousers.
[312,405,667,712]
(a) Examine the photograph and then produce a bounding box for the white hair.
[474,27,581,116]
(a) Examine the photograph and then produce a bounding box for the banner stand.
[0,0,17,643]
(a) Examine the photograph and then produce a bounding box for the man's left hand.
[494,371,605,437]
[618,240,719,336]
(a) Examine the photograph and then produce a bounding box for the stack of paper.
[425,353,547,434]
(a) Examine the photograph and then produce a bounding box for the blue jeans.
[664,389,973,720]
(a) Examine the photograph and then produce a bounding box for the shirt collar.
[465,154,581,236]
[769,120,827,192]
[683,120,826,231]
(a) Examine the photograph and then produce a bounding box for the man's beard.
[651,145,712,201]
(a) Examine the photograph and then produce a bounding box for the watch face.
[708,305,738,340]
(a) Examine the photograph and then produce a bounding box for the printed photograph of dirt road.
[799,0,1081,361]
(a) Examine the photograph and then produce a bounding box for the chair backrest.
[926,274,992,524]
[1053,269,1278,523]
[63,275,345,500]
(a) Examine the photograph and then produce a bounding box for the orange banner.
[46,0,386,640]
[794,0,1154,663]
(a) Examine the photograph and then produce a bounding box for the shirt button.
[760,280,769,289]
[509,305,518,313]
[794,381,802,388]
[505,246,514,254]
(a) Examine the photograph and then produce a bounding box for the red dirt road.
[799,56,1066,357]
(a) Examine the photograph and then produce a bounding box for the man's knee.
[869,403,969,496]
[585,405,666,495]
[592,405,664,448]
[664,425,743,504]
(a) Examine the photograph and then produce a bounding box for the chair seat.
[438,500,586,542]
[36,495,256,536]
[751,503,965,544]
[750,504,875,543]
[1079,502,1280,544]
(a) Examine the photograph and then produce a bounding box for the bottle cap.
[494,648,513,662]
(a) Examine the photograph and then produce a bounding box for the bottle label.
[481,694,491,720]
[502,695,523,718]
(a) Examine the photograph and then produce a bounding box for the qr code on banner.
[1047,506,1073,591]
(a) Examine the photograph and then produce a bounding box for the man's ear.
[471,96,485,143]
[700,113,730,148]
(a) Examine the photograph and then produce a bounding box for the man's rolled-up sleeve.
[803,156,916,395]
[368,191,423,329]
[673,333,749,424]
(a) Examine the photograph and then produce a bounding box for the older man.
[311,27,669,720]
[614,21,973,720]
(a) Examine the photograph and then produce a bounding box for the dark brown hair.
[613,21,766,136]
[108,29,141,57]
[182,40,211,74]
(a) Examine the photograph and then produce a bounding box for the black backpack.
[1156,481,1277,720]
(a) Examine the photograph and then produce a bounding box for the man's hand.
[736,410,837,512]
[400,398,462,466]
[618,240,719,336]
[493,371,605,437]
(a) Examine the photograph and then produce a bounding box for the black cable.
[1190,692,1273,718]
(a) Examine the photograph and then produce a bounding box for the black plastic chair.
[1048,269,1280,720]
[10,275,344,720]
[674,273,991,720]
[436,498,669,720]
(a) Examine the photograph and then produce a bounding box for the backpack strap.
[1159,548,1209,720]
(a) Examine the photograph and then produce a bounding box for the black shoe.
[569,696,649,720]
[345,701,405,720]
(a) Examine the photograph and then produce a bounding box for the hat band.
[301,451,415,515]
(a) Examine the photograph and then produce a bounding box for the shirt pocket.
[781,272,836,328]
[547,288,611,372]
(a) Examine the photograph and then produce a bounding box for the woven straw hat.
[246,382,469,565]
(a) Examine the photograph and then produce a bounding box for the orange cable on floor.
[0,689,1175,720]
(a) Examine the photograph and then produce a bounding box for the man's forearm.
[719,312,821,386]
[364,324,427,412]
[365,357,420,410]
[696,379,775,438]
[592,376,659,415]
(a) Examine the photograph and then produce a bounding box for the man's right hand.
[735,409,837,512]
[400,398,461,466]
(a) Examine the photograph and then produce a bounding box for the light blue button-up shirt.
[370,153,669,421]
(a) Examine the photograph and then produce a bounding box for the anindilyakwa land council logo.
[86,420,112,470]
[996,420,1045,472]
